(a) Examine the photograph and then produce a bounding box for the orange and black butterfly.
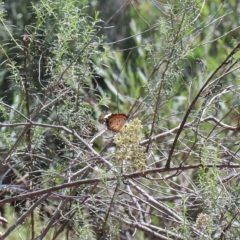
[98,113,128,132]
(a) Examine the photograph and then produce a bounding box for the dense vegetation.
[0,0,240,239]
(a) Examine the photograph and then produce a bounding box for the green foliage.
[0,0,104,238]
[190,145,239,239]
[1,0,240,239]
[0,205,66,239]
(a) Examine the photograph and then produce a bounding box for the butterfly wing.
[98,113,111,124]
[106,114,128,132]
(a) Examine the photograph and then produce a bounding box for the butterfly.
[98,113,128,132]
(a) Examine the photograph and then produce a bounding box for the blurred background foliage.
[1,0,240,127]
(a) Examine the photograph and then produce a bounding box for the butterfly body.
[98,113,128,132]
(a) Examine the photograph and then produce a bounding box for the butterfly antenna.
[117,86,119,114]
